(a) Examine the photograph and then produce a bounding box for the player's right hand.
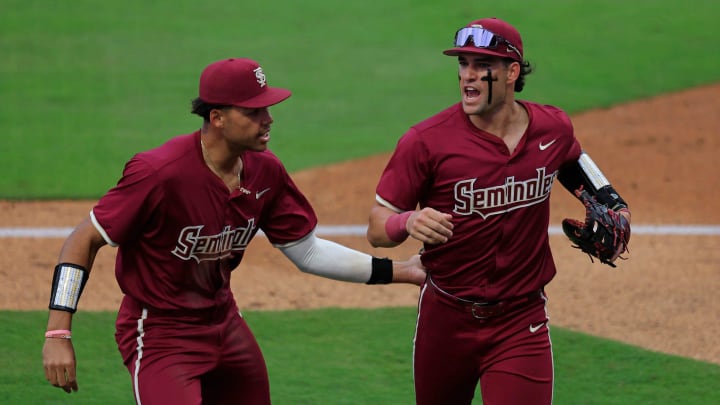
[43,338,79,393]
[407,208,454,245]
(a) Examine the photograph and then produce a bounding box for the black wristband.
[367,257,393,285]
[596,185,628,211]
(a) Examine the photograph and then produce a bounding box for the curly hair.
[191,98,230,121]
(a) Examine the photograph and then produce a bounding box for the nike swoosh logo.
[256,188,271,199]
[529,322,545,333]
[538,139,557,151]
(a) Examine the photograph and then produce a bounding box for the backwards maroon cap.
[443,17,524,62]
[199,58,291,108]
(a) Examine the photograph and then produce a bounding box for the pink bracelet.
[45,329,72,339]
[385,211,413,242]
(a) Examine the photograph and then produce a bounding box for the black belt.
[428,277,542,319]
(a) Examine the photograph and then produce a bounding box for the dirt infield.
[1,84,718,365]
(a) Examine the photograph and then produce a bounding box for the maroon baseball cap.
[198,58,291,108]
[443,17,524,62]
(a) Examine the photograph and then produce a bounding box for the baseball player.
[42,57,426,405]
[367,18,631,405]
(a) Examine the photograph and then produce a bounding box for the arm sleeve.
[278,231,372,283]
[558,152,629,210]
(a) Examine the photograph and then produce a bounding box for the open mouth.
[259,130,271,142]
[464,86,481,100]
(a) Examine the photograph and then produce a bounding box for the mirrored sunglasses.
[453,27,522,60]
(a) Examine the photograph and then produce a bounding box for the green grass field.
[2,0,719,404]
[1,0,719,198]
[5,310,720,404]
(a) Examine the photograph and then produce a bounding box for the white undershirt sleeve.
[277,231,372,283]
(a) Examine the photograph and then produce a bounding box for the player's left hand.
[562,189,631,267]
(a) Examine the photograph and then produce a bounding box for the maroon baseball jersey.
[376,101,581,301]
[92,130,317,310]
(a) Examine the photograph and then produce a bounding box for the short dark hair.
[191,97,231,121]
[506,59,533,93]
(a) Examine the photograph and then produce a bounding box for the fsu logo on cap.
[253,67,267,87]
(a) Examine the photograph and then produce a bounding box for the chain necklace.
[200,138,242,187]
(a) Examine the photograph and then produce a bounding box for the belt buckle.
[471,302,492,319]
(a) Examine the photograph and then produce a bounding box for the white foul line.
[0,225,719,238]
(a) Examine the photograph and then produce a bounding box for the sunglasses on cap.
[453,27,522,61]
